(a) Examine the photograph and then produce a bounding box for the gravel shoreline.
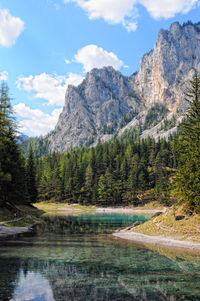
[0,225,31,239]
[96,207,165,214]
[113,231,200,251]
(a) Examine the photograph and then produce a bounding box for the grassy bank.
[132,201,165,211]
[34,202,96,215]
[0,204,44,228]
[131,206,200,243]
[34,201,166,215]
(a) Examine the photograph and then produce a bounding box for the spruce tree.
[174,72,200,211]
[85,164,93,199]
[26,148,38,203]
[98,174,107,205]
[0,82,27,206]
[0,83,12,205]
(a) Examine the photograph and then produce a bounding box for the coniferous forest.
[0,73,200,211]
[35,134,177,206]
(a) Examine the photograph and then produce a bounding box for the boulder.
[175,215,185,221]
[151,211,163,218]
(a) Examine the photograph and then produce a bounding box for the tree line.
[35,134,178,206]
[0,83,37,208]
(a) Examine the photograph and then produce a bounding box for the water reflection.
[34,213,149,235]
[0,213,200,301]
[11,270,55,301]
[2,256,200,301]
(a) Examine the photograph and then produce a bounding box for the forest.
[35,134,177,205]
[0,73,200,211]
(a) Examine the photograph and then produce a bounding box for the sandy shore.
[96,207,165,214]
[113,231,200,251]
[0,225,31,239]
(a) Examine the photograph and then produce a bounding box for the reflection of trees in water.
[0,258,20,301]
[118,277,190,301]
[1,255,200,301]
[34,215,147,235]
[43,262,200,301]
[14,258,200,301]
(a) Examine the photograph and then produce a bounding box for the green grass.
[0,204,44,227]
[3,218,32,227]
[34,202,96,215]
[131,205,200,242]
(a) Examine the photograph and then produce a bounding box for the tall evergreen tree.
[173,72,200,211]
[85,164,93,199]
[0,83,12,205]
[0,82,27,206]
[26,148,38,203]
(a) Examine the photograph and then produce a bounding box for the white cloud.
[140,0,199,19]
[0,70,8,81]
[16,72,84,106]
[123,20,137,32]
[64,0,138,31]
[48,0,61,10]
[14,103,62,136]
[76,0,136,23]
[74,44,123,73]
[66,72,85,85]
[64,0,199,30]
[0,9,24,47]
[65,58,70,64]
[15,72,84,135]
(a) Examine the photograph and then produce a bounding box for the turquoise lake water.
[0,213,200,301]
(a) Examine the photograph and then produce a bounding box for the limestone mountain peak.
[27,21,200,154]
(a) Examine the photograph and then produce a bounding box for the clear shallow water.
[0,213,200,301]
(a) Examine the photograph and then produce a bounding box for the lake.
[0,213,200,301]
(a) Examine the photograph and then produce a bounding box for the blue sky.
[0,0,200,136]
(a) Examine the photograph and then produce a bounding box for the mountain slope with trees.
[33,72,200,213]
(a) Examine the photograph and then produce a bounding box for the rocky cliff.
[31,21,200,154]
[133,21,200,112]
[47,67,142,152]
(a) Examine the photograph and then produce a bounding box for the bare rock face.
[48,67,142,153]
[46,21,200,153]
[133,21,200,113]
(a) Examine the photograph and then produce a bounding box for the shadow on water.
[0,213,200,300]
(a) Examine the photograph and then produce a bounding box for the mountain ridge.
[23,20,200,155]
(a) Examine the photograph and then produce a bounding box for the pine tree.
[85,164,93,200]
[0,83,12,205]
[0,82,27,206]
[26,148,38,203]
[98,174,107,205]
[173,72,200,211]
